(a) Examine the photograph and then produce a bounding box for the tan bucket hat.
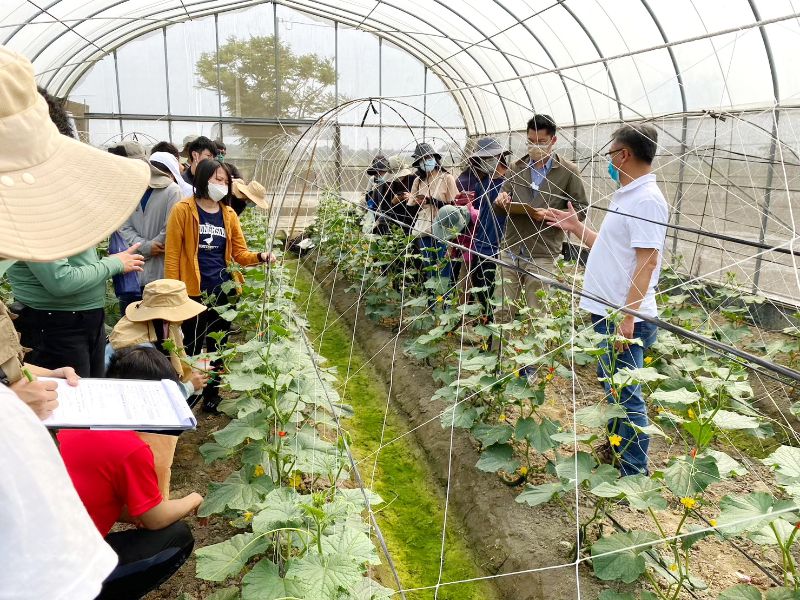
[125,279,206,323]
[387,154,415,182]
[232,178,269,209]
[0,46,149,261]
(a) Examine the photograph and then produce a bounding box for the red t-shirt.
[58,430,162,536]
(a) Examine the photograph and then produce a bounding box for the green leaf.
[224,371,266,392]
[598,592,636,600]
[319,528,380,566]
[460,353,497,371]
[555,451,596,485]
[717,492,797,535]
[682,420,714,449]
[613,367,669,384]
[198,470,275,517]
[650,387,701,407]
[252,487,306,533]
[199,441,236,463]
[476,443,520,473]
[700,449,748,478]
[550,431,597,444]
[663,454,720,496]
[615,474,667,511]
[589,464,621,489]
[765,588,800,600]
[195,532,269,582]
[762,446,800,482]
[515,417,560,452]
[718,584,763,600]
[515,482,567,507]
[703,409,760,430]
[471,422,513,447]
[285,552,363,598]
[242,559,302,600]
[347,578,395,600]
[440,403,481,429]
[749,517,796,546]
[206,588,241,600]
[213,411,269,448]
[591,530,659,583]
[575,403,628,428]
[680,524,714,550]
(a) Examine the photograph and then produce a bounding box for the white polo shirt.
[580,173,669,320]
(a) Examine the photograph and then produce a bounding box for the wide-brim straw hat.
[125,279,206,323]
[387,154,415,182]
[232,178,269,209]
[0,46,149,262]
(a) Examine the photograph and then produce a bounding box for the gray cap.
[469,137,510,159]
[432,204,470,242]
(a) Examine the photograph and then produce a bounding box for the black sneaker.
[201,399,221,415]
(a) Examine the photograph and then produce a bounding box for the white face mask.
[207,183,228,202]
[527,140,552,162]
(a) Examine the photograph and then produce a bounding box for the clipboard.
[507,202,546,221]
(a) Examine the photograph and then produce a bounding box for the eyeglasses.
[603,148,625,158]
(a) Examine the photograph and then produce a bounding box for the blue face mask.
[374,175,386,184]
[422,158,437,173]
[607,160,620,184]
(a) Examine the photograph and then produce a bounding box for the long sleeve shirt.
[7,248,123,311]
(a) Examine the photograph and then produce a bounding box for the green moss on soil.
[288,260,499,600]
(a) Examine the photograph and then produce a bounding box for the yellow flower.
[545,373,554,382]
[519,466,529,476]
[669,563,678,572]
[289,473,303,489]
[436,295,444,303]
[498,414,507,422]
[515,370,521,378]
[709,519,718,527]
[687,408,696,419]
[243,511,254,522]
[253,464,265,478]
[644,356,653,365]
[680,497,697,510]
[608,434,623,447]
[481,342,488,351]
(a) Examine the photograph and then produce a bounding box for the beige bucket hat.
[232,178,269,209]
[0,46,149,262]
[387,154,415,182]
[125,279,206,323]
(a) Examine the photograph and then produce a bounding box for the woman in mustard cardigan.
[164,159,272,412]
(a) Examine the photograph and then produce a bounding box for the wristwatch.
[0,366,10,387]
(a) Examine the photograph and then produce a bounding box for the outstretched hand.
[543,202,580,233]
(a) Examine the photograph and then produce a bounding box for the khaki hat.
[125,279,206,323]
[0,46,149,262]
[232,178,268,209]
[109,140,146,160]
[387,154,415,182]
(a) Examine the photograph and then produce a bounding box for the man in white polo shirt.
[545,123,668,476]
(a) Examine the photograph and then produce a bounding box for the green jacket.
[7,248,123,311]
[501,153,587,258]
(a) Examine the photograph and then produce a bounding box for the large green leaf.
[460,353,498,371]
[206,588,241,600]
[649,388,701,407]
[716,492,797,536]
[612,367,669,385]
[515,482,566,507]
[346,578,395,600]
[765,588,800,600]
[663,454,720,496]
[701,449,748,478]
[252,487,306,533]
[749,517,796,546]
[476,443,520,473]
[198,470,275,517]
[199,441,236,463]
[195,532,269,582]
[471,422,513,447]
[242,559,303,600]
[555,451,596,485]
[440,403,481,429]
[703,409,760,430]
[682,419,715,449]
[762,446,800,482]
[319,528,380,566]
[285,552,363,598]
[225,371,267,392]
[213,411,269,448]
[575,403,628,428]
[591,530,659,583]
[515,417,560,453]
[718,584,763,600]
[597,474,667,511]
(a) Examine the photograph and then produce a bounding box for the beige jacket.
[501,154,587,258]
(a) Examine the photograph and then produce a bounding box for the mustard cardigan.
[164,197,260,296]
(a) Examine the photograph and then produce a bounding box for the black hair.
[37,86,75,139]
[215,140,227,152]
[187,136,217,161]
[150,141,180,159]
[611,123,658,165]
[107,145,128,157]
[526,114,557,137]
[106,345,180,384]
[193,158,230,204]
[414,154,443,179]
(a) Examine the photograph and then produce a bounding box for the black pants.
[182,290,231,405]
[15,306,106,377]
[470,256,498,318]
[98,521,194,600]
